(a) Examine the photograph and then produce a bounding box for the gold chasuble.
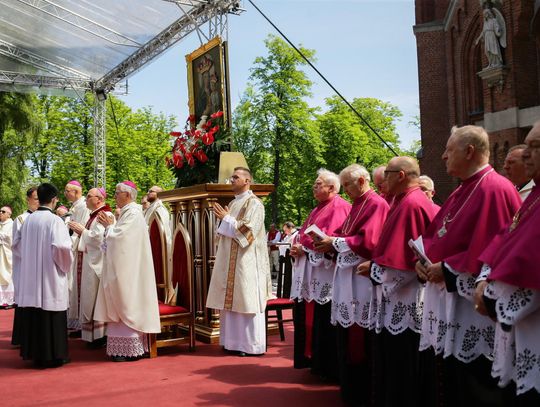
[206,191,271,314]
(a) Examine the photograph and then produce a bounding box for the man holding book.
[290,168,350,380]
[416,125,521,406]
[312,164,389,404]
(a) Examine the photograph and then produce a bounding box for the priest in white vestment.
[0,206,14,308]
[12,183,73,368]
[11,187,39,346]
[144,186,171,234]
[64,180,90,331]
[94,181,160,362]
[206,167,271,356]
[144,185,174,301]
[67,187,112,347]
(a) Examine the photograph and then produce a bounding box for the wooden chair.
[265,249,295,343]
[148,216,196,357]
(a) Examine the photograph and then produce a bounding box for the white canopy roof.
[0,0,241,96]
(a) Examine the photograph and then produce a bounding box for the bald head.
[385,156,420,196]
[147,185,163,203]
[391,156,420,177]
[372,165,386,194]
[86,187,105,211]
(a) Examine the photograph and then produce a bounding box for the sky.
[118,0,420,149]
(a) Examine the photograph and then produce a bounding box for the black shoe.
[86,337,107,349]
[68,330,82,338]
[111,355,140,362]
[237,351,264,357]
[34,358,70,369]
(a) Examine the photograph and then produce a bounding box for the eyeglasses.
[114,191,127,196]
[86,195,100,199]
[383,170,401,178]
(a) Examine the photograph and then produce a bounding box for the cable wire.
[246,0,399,156]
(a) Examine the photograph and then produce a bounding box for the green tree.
[0,92,37,214]
[233,35,324,225]
[318,96,402,176]
[28,94,176,206]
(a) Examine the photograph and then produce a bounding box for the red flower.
[188,115,196,123]
[195,150,208,163]
[185,152,195,167]
[170,131,182,137]
[202,132,214,146]
[211,111,224,119]
[172,151,184,168]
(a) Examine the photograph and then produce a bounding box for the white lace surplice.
[419,263,495,363]
[485,279,540,395]
[330,238,374,328]
[290,247,334,304]
[370,262,423,335]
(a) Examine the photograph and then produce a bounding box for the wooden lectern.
[159,183,274,343]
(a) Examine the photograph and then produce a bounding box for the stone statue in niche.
[475,6,507,68]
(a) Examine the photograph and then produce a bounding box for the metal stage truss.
[0,0,244,186]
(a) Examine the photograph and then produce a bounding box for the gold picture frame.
[186,36,230,129]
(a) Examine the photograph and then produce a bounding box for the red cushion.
[267,298,294,306]
[158,301,188,316]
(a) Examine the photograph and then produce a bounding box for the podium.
[159,183,274,343]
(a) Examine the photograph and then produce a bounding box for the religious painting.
[186,37,231,129]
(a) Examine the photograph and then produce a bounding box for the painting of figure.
[186,37,229,127]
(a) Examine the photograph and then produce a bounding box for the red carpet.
[0,309,343,406]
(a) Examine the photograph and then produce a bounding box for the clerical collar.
[235,190,251,199]
[91,204,106,215]
[26,209,33,214]
[37,206,54,213]
[517,180,532,191]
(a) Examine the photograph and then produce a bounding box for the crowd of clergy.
[0,121,539,405]
[0,180,171,366]
[289,123,540,407]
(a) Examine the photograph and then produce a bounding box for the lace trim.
[68,318,82,330]
[0,291,14,305]
[476,264,491,283]
[291,265,333,304]
[419,287,495,362]
[306,248,325,267]
[336,251,362,269]
[495,286,535,327]
[456,273,476,302]
[491,306,540,395]
[371,264,422,335]
[370,263,384,284]
[107,335,147,357]
[332,237,350,253]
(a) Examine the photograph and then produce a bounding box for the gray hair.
[508,144,527,154]
[451,125,490,158]
[116,182,138,200]
[317,168,340,192]
[340,164,371,183]
[372,165,386,180]
[419,175,435,191]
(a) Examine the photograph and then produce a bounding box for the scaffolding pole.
[93,95,106,188]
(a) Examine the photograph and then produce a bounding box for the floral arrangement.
[167,111,229,187]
